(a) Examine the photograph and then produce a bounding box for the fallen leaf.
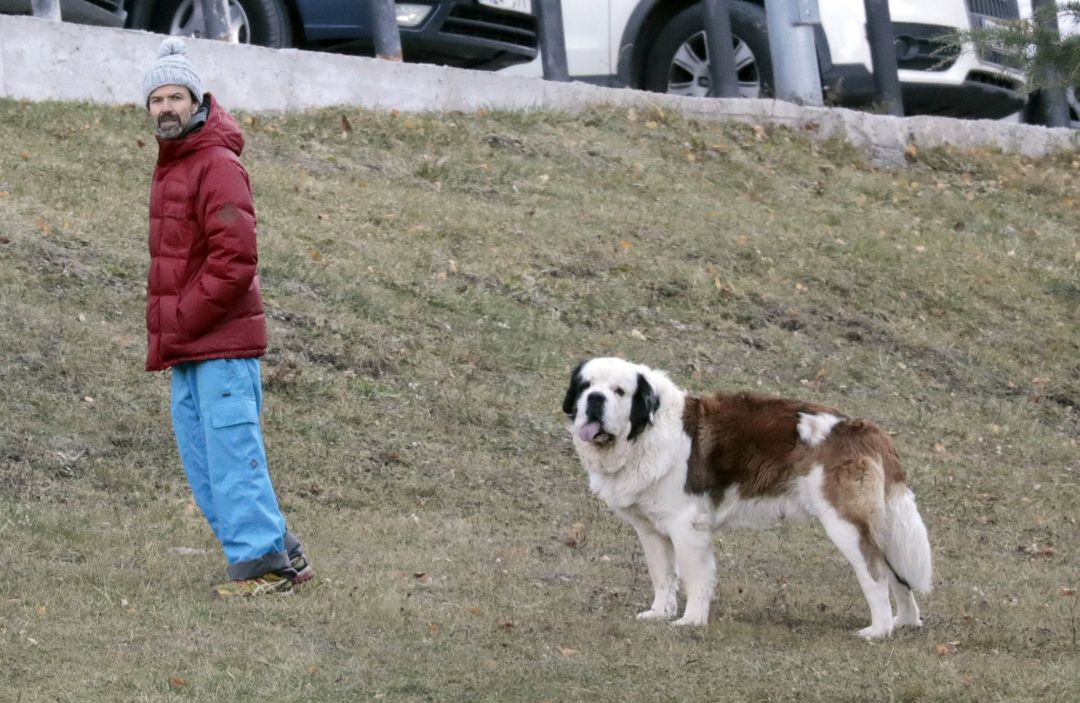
[564,522,585,548]
[498,618,514,632]
[629,329,647,341]
[19,151,31,160]
[169,676,186,689]
[427,622,439,634]
[934,642,959,656]
[413,572,431,584]
[617,239,632,251]
[1060,588,1076,597]
[558,646,578,657]
[467,607,483,616]
[341,114,353,133]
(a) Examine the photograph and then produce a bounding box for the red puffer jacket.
[145,93,267,372]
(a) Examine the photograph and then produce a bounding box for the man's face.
[148,85,198,139]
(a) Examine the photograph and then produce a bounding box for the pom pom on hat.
[142,37,203,107]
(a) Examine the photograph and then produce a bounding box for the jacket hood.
[156,93,244,165]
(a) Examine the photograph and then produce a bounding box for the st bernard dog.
[562,357,932,639]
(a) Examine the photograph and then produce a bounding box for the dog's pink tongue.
[579,422,602,442]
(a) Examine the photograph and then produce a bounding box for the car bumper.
[301,1,538,71]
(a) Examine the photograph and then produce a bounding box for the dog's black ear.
[562,361,587,417]
[628,373,660,441]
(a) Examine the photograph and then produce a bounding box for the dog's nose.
[586,392,605,409]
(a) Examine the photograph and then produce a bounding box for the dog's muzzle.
[578,393,614,445]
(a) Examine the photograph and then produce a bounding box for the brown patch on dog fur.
[815,421,906,577]
[683,394,908,577]
[682,392,841,501]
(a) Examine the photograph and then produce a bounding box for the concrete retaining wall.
[1,14,1076,166]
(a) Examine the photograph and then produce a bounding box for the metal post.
[703,0,740,98]
[1028,0,1069,127]
[763,0,823,105]
[199,0,232,42]
[31,0,61,22]
[862,0,903,116]
[371,0,403,62]
[535,0,569,81]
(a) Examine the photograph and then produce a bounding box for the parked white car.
[507,0,1037,119]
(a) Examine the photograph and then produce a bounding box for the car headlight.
[397,3,435,28]
[478,0,533,15]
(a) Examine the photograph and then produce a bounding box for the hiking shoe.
[290,553,315,586]
[214,571,293,597]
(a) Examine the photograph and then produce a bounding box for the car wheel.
[643,1,772,98]
[150,0,292,48]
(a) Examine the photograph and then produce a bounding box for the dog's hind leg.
[889,573,922,628]
[818,509,894,639]
[627,518,678,620]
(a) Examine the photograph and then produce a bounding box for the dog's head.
[562,357,660,447]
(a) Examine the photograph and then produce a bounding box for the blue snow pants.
[170,358,299,580]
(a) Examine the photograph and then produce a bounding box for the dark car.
[3,0,539,70]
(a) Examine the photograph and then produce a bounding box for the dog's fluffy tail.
[882,486,933,593]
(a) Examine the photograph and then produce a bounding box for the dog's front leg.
[627,518,678,620]
[669,519,715,626]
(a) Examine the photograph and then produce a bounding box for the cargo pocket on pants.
[209,399,259,429]
[209,398,263,469]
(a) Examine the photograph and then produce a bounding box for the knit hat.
[142,37,203,107]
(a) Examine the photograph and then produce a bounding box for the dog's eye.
[614,387,626,397]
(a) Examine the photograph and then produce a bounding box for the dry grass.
[1,97,1078,702]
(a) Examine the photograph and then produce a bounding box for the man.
[143,37,312,596]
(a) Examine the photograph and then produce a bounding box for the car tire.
[643,1,772,99]
[150,0,292,48]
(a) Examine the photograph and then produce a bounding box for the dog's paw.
[856,625,892,640]
[893,614,923,628]
[636,608,674,621]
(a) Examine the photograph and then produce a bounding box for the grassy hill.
[1,97,1078,701]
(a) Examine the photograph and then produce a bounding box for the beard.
[155,112,185,139]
